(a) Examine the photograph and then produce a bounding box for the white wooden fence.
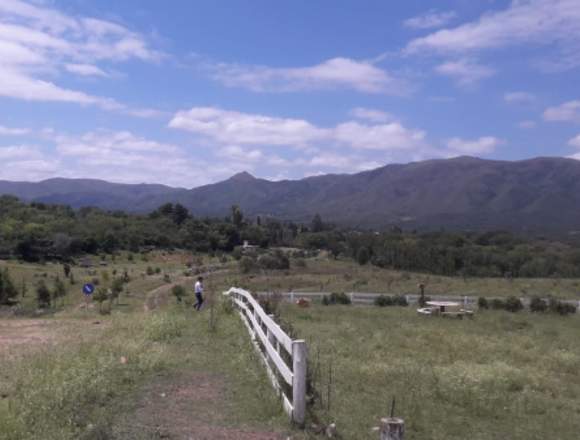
[223,287,307,425]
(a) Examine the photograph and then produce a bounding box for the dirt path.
[144,269,229,312]
[113,371,288,440]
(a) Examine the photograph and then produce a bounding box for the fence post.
[380,418,404,440]
[292,340,307,426]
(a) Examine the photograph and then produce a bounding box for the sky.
[1,0,580,188]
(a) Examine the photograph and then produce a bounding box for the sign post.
[83,283,95,308]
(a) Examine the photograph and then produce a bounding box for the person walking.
[194,276,204,311]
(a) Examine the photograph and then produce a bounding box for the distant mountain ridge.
[2,156,580,233]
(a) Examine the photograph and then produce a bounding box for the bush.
[478,297,489,310]
[258,250,290,270]
[393,294,408,306]
[36,280,51,308]
[549,298,577,316]
[374,295,394,307]
[356,247,370,265]
[490,298,506,310]
[530,296,548,313]
[322,292,351,305]
[505,296,524,313]
[163,274,171,283]
[146,266,154,276]
[171,285,186,303]
[239,256,256,274]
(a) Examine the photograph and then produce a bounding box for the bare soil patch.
[114,371,287,440]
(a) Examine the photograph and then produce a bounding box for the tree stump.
[380,417,404,440]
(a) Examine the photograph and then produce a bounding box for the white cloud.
[0,0,160,115]
[0,144,59,181]
[208,57,407,94]
[65,63,109,77]
[0,124,29,135]
[405,0,580,70]
[404,10,457,30]
[518,120,536,129]
[504,91,536,104]
[543,101,580,123]
[446,136,504,155]
[568,134,580,148]
[169,106,428,152]
[169,107,328,147]
[349,107,394,123]
[435,59,495,85]
[334,121,426,150]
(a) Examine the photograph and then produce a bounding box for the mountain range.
[2,156,580,233]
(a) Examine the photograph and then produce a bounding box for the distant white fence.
[259,291,580,310]
[223,287,307,425]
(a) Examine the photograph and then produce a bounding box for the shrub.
[356,247,370,265]
[393,294,408,306]
[146,266,154,276]
[36,280,51,308]
[374,295,394,307]
[155,267,161,274]
[163,274,171,283]
[478,297,489,310]
[505,296,524,313]
[258,250,290,270]
[490,298,506,310]
[239,256,256,274]
[549,298,577,316]
[171,285,186,303]
[530,296,548,313]
[322,292,351,305]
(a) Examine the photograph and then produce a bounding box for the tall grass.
[0,312,187,440]
[282,304,580,439]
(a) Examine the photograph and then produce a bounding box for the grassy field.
[281,303,580,440]
[0,305,303,440]
[224,257,580,300]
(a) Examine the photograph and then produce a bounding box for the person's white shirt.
[194,280,203,294]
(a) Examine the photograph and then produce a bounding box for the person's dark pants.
[194,292,204,311]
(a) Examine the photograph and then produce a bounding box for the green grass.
[0,306,301,440]
[221,257,580,299]
[281,303,580,440]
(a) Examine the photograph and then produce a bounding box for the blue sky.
[1,0,580,187]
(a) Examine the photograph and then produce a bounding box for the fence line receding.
[223,287,307,426]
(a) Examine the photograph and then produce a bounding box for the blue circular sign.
[83,283,95,295]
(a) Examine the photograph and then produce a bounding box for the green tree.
[36,280,51,308]
[356,247,370,265]
[232,205,244,229]
[0,269,18,305]
[311,213,324,233]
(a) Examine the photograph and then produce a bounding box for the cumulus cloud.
[446,136,504,155]
[169,106,428,152]
[169,107,328,147]
[435,59,495,85]
[0,0,160,115]
[0,144,59,180]
[404,10,457,30]
[208,57,407,95]
[349,107,394,123]
[569,134,580,148]
[543,101,580,123]
[405,0,580,70]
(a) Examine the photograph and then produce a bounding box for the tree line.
[1,195,580,279]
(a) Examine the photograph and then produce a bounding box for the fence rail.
[224,287,307,425]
